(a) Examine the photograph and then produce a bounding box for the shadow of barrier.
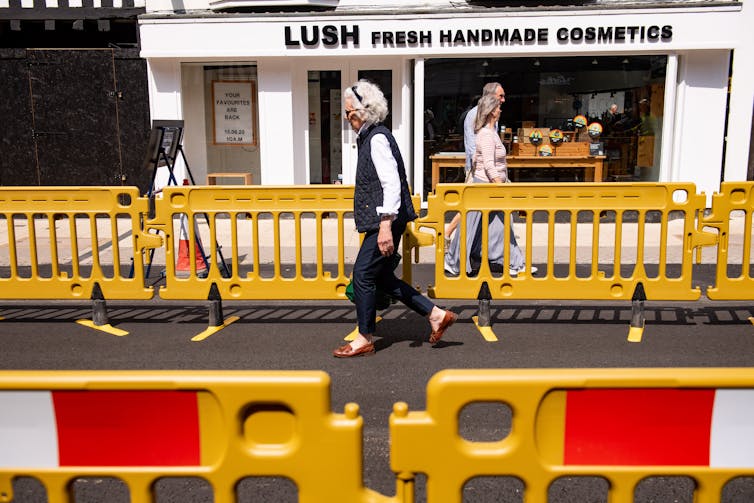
[1,369,754,502]
[0,370,389,503]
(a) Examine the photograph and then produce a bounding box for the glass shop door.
[307,60,399,185]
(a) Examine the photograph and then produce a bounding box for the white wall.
[180,65,208,185]
[146,59,189,190]
[291,59,312,185]
[672,51,730,200]
[257,58,297,185]
[724,0,754,182]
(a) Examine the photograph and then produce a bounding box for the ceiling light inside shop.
[533,59,540,66]
[592,58,598,65]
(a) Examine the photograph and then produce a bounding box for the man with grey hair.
[463,82,505,174]
[444,82,506,244]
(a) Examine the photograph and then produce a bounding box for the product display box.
[511,141,590,156]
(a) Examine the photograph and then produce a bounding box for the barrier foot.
[473,315,498,342]
[191,316,240,342]
[208,282,224,327]
[76,319,129,336]
[477,281,492,324]
[627,324,645,342]
[478,298,491,326]
[75,283,129,336]
[473,282,497,341]
[627,282,646,343]
[91,282,108,326]
[344,317,382,341]
[191,283,239,341]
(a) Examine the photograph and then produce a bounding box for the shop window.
[181,64,259,186]
[424,56,666,192]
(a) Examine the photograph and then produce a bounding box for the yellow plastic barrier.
[0,370,388,503]
[704,182,754,300]
[148,185,355,300]
[423,182,716,301]
[5,182,754,307]
[149,185,419,301]
[391,368,754,503]
[0,187,159,300]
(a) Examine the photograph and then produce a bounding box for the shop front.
[139,1,753,202]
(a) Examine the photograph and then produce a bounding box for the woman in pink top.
[472,100,508,183]
[445,94,529,276]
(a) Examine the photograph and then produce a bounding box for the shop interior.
[422,55,667,196]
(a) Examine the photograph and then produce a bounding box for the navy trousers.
[352,222,435,335]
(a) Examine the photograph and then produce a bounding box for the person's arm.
[463,106,477,170]
[371,133,400,256]
[496,136,508,183]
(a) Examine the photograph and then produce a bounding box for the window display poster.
[213,80,255,145]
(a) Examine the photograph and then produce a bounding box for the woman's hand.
[378,220,394,256]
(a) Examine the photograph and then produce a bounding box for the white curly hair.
[344,80,389,124]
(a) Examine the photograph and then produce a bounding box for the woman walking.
[444,93,530,276]
[333,80,457,358]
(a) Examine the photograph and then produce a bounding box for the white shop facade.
[139,1,753,202]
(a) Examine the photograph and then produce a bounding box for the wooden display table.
[206,172,253,185]
[429,152,605,191]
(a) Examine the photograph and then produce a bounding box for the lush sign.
[284,24,672,48]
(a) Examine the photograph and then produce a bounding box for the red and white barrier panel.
[0,391,200,467]
[564,389,754,466]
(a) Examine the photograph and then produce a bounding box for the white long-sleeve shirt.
[358,124,401,216]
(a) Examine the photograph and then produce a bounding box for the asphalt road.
[2,266,754,502]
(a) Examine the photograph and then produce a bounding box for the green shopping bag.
[345,253,401,310]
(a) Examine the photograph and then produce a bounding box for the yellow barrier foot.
[472,315,498,342]
[749,317,754,325]
[627,324,644,343]
[344,316,382,341]
[75,319,129,337]
[191,315,240,342]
